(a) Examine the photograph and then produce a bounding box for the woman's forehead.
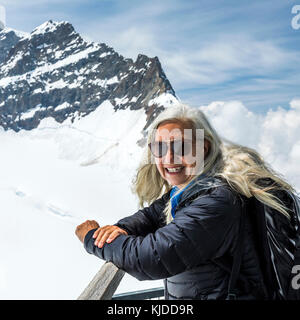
[155,122,193,140]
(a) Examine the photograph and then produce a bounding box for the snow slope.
[0,100,163,299]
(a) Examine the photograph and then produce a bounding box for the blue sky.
[1,0,300,113]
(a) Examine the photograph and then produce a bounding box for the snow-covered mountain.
[0,20,177,133]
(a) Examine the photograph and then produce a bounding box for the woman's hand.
[75,220,100,243]
[93,225,128,248]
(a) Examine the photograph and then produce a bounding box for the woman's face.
[152,121,209,189]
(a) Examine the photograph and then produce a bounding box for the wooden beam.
[78,262,125,300]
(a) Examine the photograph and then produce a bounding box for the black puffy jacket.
[84,177,268,300]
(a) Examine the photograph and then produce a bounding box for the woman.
[75,103,295,300]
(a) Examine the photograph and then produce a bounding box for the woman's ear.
[204,139,210,159]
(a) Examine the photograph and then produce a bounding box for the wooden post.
[78,261,125,300]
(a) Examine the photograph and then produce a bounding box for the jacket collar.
[177,175,226,208]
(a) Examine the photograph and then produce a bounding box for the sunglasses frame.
[148,139,194,158]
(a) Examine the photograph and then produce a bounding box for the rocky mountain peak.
[0,20,177,132]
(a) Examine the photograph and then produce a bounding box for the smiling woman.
[148,120,206,188]
[75,103,298,300]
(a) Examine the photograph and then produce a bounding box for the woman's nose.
[164,143,184,164]
[163,143,174,164]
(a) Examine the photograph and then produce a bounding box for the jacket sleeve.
[113,190,171,236]
[84,186,241,281]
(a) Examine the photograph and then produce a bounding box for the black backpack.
[217,188,300,300]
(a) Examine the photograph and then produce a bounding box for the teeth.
[166,167,183,173]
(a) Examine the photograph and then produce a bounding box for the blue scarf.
[170,181,194,219]
[170,174,206,219]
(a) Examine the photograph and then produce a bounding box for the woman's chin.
[165,167,199,187]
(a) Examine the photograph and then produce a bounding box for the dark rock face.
[0,20,176,132]
[0,28,22,65]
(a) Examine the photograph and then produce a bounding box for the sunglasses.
[148,139,193,158]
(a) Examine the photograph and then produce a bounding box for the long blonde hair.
[132,103,295,223]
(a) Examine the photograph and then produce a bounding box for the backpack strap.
[226,197,247,300]
[212,197,247,300]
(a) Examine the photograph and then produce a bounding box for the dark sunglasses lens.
[149,141,167,157]
[173,140,192,156]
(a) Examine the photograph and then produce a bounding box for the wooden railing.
[78,262,125,300]
[77,261,164,300]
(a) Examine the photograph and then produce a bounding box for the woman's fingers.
[97,230,111,248]
[93,226,128,248]
[92,228,101,239]
[106,229,123,243]
[93,225,110,239]
[94,227,108,246]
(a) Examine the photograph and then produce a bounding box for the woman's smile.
[164,166,185,174]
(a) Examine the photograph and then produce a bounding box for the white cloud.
[199,99,300,191]
[199,100,263,148]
